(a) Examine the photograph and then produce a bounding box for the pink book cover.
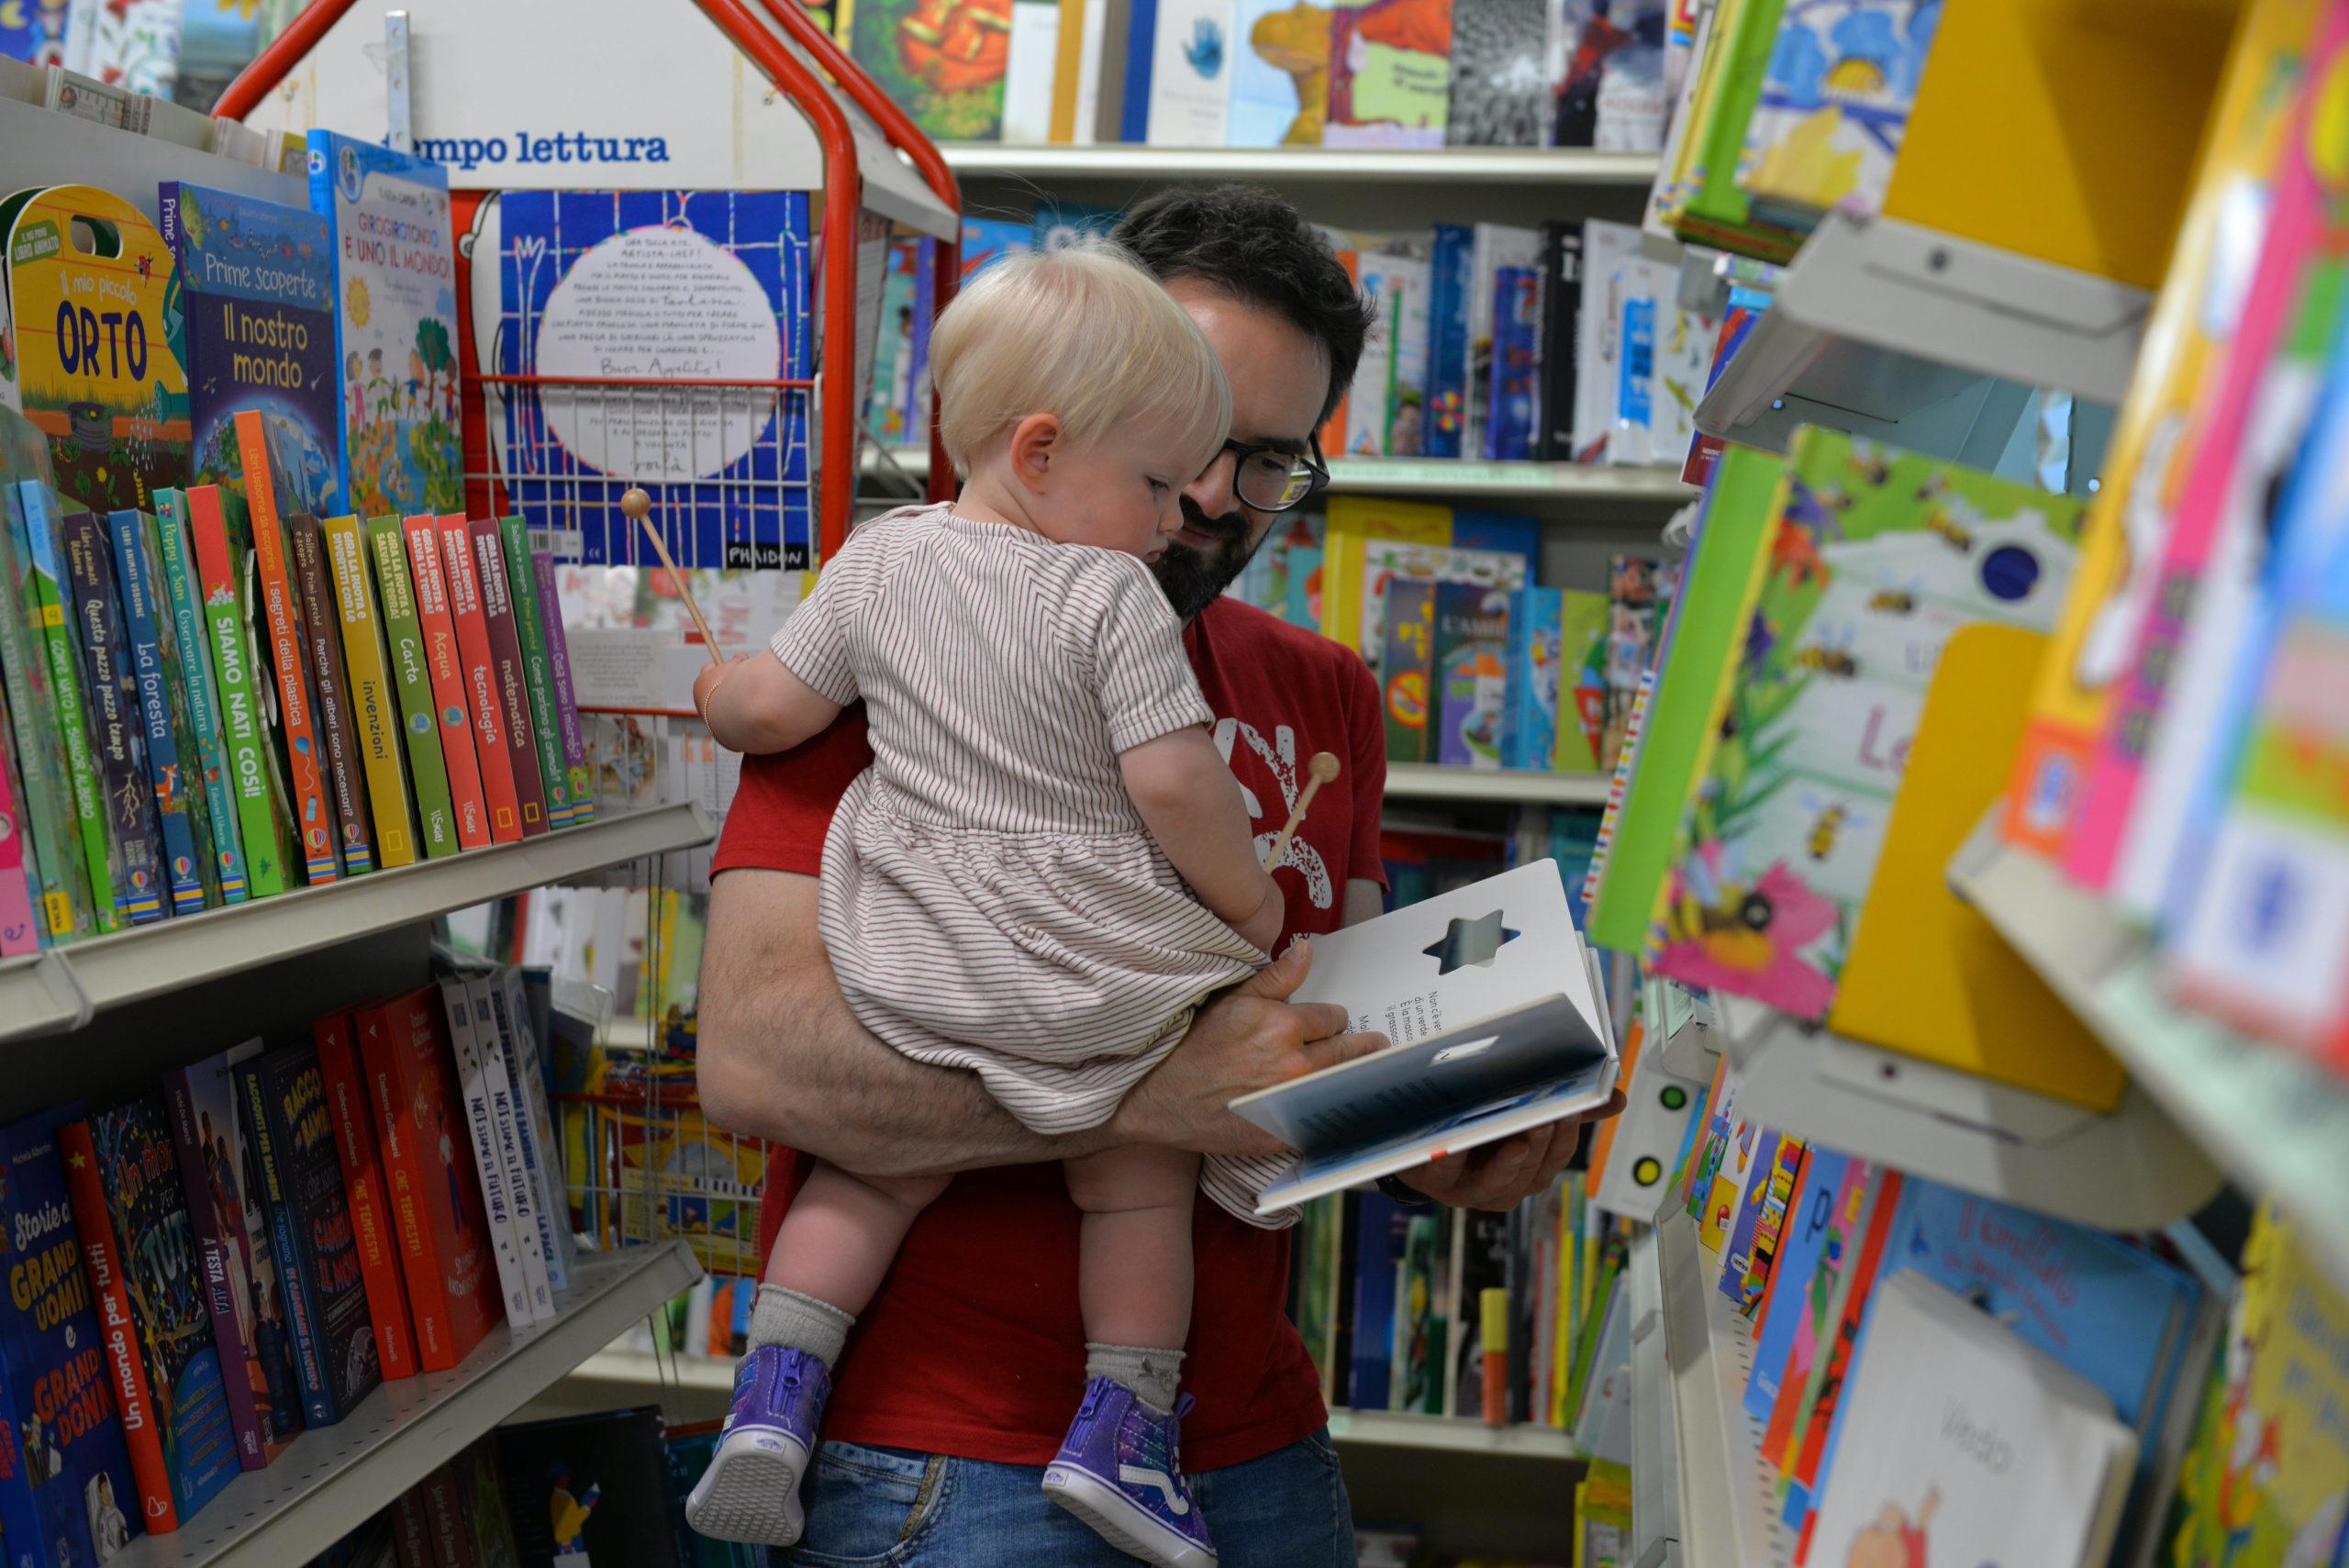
[2065,0,2349,891]
[0,729,39,953]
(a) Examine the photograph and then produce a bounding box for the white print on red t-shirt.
[1209,716,1334,914]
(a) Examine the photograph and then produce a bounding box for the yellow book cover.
[1652,0,1742,228]
[321,513,417,867]
[1319,495,1453,652]
[1050,0,1087,140]
[2001,0,2319,860]
[1831,625,2127,1109]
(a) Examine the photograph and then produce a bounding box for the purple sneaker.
[1041,1378,1217,1567]
[685,1343,831,1546]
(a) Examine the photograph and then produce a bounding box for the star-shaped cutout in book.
[1422,910,1520,974]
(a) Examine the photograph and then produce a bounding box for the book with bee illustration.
[1647,427,2084,1019]
[159,184,338,515]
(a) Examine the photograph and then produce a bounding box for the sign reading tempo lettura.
[412,132,674,172]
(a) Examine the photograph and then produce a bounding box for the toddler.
[683,244,1291,1568]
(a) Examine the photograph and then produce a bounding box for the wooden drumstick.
[1263,752,1341,872]
[622,487,722,667]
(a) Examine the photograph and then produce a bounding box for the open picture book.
[1234,860,1620,1212]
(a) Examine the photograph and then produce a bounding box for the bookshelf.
[105,1242,700,1568]
[1386,764,1609,807]
[1625,1225,1681,1568]
[938,145,1660,186]
[1652,1211,1793,1568]
[0,804,714,1045]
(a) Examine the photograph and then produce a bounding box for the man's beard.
[1150,496,1265,620]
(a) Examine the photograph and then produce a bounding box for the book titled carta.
[1233,861,1618,1213]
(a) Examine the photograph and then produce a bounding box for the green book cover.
[1586,445,1787,951]
[1672,0,1806,261]
[16,483,124,931]
[1553,587,1611,773]
[498,515,574,828]
[113,505,224,913]
[189,484,302,898]
[0,481,97,941]
[365,515,458,858]
[1648,428,2085,1018]
[150,491,249,903]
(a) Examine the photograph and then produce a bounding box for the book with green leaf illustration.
[1647,427,2083,1018]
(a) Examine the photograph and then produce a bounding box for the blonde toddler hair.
[929,240,1232,481]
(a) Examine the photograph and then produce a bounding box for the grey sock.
[751,1284,855,1369]
[1086,1342,1184,1415]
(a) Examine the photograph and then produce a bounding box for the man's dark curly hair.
[1110,184,1375,427]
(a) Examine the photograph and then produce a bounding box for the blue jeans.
[775,1430,1357,1567]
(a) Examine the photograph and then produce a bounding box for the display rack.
[107,1243,700,1568]
[1952,835,2349,1287]
[1625,1224,1681,1568]
[1653,1210,1792,1568]
[0,804,714,1044]
[941,145,1659,186]
[1711,991,2223,1234]
[1386,765,1609,807]
[1693,212,2152,456]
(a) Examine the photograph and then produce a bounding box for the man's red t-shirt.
[710,595,1386,1471]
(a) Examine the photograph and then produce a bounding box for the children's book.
[1142,0,1236,145]
[497,516,574,828]
[0,1103,141,1568]
[238,1043,384,1426]
[1742,1148,1847,1418]
[1366,250,1434,457]
[158,183,338,511]
[1802,1273,2136,1568]
[467,521,548,838]
[307,133,462,521]
[1425,225,1474,458]
[1483,265,1542,462]
[838,0,1011,141]
[439,517,523,845]
[59,511,165,925]
[1446,0,1547,145]
[490,967,576,1296]
[1664,0,1805,261]
[1325,0,1452,148]
[1534,221,1586,463]
[1553,588,1610,773]
[1548,0,1668,150]
[1434,582,1511,770]
[1380,579,1438,764]
[402,517,492,851]
[1359,538,1527,681]
[108,508,219,917]
[1228,0,1328,145]
[352,987,502,1373]
[1649,428,2085,1019]
[313,1013,418,1383]
[1757,1160,1884,1473]
[1568,221,1642,463]
[1778,1170,1905,1529]
[286,512,374,875]
[149,494,247,904]
[68,1096,239,1528]
[529,551,596,823]
[363,516,455,858]
[1736,0,1943,222]
[439,978,539,1326]
[161,1039,300,1470]
[185,484,301,897]
[322,514,415,867]
[0,701,35,953]
[495,1407,677,1568]
[1499,584,1563,771]
[3,187,187,514]
[1463,225,1541,462]
[236,415,341,885]
[1234,861,1619,1211]
[0,473,98,943]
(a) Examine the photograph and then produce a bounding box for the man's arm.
[696,868,1383,1179]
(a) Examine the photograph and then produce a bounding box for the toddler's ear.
[1007,411,1063,494]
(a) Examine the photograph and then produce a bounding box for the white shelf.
[112,1241,702,1568]
[1695,211,2152,452]
[0,96,308,231]
[1626,1225,1681,1568]
[941,144,1659,187]
[1952,835,2349,1288]
[0,804,714,1043]
[1385,764,1609,807]
[1713,990,2223,1234]
[1655,1211,1792,1568]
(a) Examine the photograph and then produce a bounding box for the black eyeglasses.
[1218,437,1331,514]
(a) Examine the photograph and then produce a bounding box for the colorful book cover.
[106,508,219,916]
[1325,0,1453,148]
[59,0,179,97]
[863,239,922,448]
[1739,1135,1806,1307]
[1483,265,1543,462]
[1650,429,2085,1019]
[958,217,1034,280]
[1424,224,1474,458]
[1359,538,1526,681]
[1742,1147,1848,1418]
[1735,0,1943,220]
[1499,584,1563,771]
[2000,0,2316,864]
[0,710,36,953]
[2,187,188,514]
[1570,221,1643,462]
[495,1408,674,1566]
[1549,0,1668,150]
[0,1103,141,1568]
[235,415,341,884]
[314,1013,418,1384]
[58,511,166,926]
[404,518,492,851]
[1380,578,1438,764]
[1228,0,1328,145]
[74,1097,239,1526]
[496,517,573,828]
[839,0,1012,141]
[1600,553,1666,774]
[1433,581,1511,769]
[1375,250,1434,456]
[157,183,338,513]
[439,517,522,844]
[1554,588,1610,773]
[352,988,502,1372]
[321,514,415,868]
[239,1045,384,1427]
[362,516,455,857]
[1142,0,1237,146]
[306,132,462,521]
[1779,1169,1906,1527]
[1667,0,1806,261]
[184,484,301,897]
[0,477,98,942]
[1342,262,1396,459]
[54,1117,176,1533]
[285,512,373,876]
[149,494,248,904]
[468,522,548,838]
[1446,0,1546,144]
[1715,1128,1782,1303]
[530,552,595,824]
[1757,1159,1881,1472]
[161,1039,300,1471]
[1463,225,1542,463]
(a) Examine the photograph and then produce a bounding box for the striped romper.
[770,504,1289,1228]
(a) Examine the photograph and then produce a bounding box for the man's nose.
[1186,447,1239,517]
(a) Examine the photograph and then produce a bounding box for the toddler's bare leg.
[1063,1144,1201,1411]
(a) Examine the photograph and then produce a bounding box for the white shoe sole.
[1042,1462,1217,1568]
[685,1425,811,1546]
